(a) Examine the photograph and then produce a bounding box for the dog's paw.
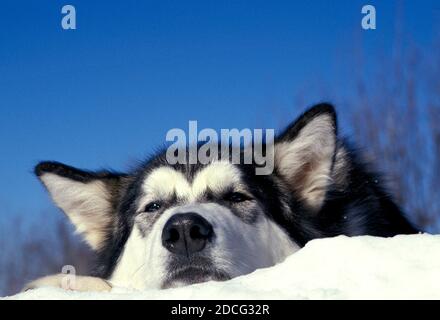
[23,274,112,292]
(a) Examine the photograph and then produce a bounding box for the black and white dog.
[27,104,417,292]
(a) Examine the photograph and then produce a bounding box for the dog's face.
[112,161,301,289]
[35,104,339,289]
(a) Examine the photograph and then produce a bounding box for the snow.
[4,234,440,300]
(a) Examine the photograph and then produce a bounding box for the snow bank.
[4,234,440,300]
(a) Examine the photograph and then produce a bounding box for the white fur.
[40,173,112,250]
[111,162,299,289]
[138,161,245,209]
[24,274,112,292]
[274,114,335,211]
[111,202,299,289]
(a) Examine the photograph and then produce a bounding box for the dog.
[25,103,418,292]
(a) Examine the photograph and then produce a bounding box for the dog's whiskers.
[128,263,147,286]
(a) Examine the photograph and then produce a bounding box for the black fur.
[35,103,419,279]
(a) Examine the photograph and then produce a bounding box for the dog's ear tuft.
[35,161,127,251]
[274,103,337,212]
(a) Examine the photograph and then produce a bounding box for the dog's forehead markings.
[141,161,242,202]
[143,167,190,199]
[192,161,242,195]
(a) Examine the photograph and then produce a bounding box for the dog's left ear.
[35,162,128,251]
[274,103,337,212]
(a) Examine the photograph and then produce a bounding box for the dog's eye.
[224,192,249,203]
[144,202,161,212]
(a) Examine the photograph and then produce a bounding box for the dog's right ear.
[274,103,337,212]
[35,161,128,251]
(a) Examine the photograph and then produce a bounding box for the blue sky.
[0,1,439,222]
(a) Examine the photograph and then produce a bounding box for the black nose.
[162,213,214,256]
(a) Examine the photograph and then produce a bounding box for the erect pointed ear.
[274,103,337,212]
[35,161,128,251]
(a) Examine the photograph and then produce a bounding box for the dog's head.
[35,104,339,289]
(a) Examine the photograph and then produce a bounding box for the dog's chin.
[161,267,230,289]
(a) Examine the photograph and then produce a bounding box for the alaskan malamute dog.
[26,104,417,292]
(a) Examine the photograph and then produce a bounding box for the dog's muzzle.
[161,212,214,256]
